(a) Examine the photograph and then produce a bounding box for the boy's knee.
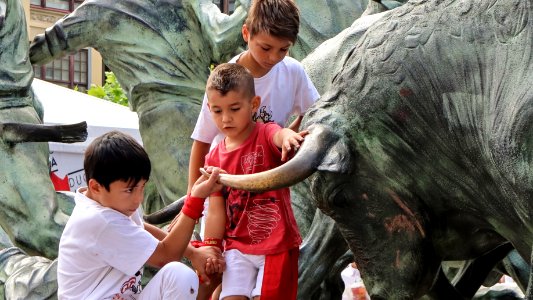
[160,261,199,291]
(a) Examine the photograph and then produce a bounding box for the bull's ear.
[305,124,352,174]
[317,137,352,174]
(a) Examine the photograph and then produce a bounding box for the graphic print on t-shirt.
[253,106,273,124]
[224,144,282,244]
[240,145,265,174]
[112,270,142,299]
[247,197,281,244]
[225,189,282,245]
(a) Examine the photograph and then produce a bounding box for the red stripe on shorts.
[260,247,299,300]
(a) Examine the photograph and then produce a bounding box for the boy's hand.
[205,253,226,274]
[190,167,223,198]
[189,246,225,285]
[281,130,309,162]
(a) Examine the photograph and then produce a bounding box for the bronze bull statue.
[203,0,532,298]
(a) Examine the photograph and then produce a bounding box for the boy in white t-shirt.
[188,0,320,193]
[185,1,319,298]
[57,131,224,299]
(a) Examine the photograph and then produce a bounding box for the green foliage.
[87,71,128,106]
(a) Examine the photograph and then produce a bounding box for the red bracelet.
[203,238,224,251]
[189,238,224,251]
[181,194,205,220]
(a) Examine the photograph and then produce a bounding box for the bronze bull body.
[217,0,532,298]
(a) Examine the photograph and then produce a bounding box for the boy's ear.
[242,24,250,43]
[251,96,260,112]
[88,178,102,194]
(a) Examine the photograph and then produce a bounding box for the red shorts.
[260,247,299,300]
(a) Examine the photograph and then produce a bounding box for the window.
[213,0,236,14]
[33,49,89,92]
[30,0,84,12]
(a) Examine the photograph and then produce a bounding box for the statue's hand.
[236,0,251,10]
[29,34,54,65]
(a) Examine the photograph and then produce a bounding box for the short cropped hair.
[84,130,151,191]
[206,63,255,99]
[245,0,300,43]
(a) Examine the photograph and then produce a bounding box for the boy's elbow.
[149,242,183,268]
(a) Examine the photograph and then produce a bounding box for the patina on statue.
[0,0,87,298]
[215,0,533,298]
[1,0,530,299]
[28,0,404,213]
[0,0,385,298]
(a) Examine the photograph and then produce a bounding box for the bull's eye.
[330,184,351,209]
[311,174,351,214]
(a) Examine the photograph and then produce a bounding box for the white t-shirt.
[191,54,320,145]
[57,188,159,300]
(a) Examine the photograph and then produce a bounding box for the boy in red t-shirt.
[202,63,307,300]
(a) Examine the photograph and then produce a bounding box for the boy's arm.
[203,194,226,246]
[145,221,223,284]
[187,140,211,193]
[146,168,222,268]
[273,128,309,162]
[287,115,304,132]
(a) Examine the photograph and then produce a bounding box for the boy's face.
[88,179,147,217]
[242,25,292,73]
[207,89,260,143]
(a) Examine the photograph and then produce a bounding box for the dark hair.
[245,0,300,43]
[207,63,255,99]
[84,131,150,191]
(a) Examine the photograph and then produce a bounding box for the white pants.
[138,262,199,300]
[220,249,265,299]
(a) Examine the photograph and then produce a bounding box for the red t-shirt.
[205,122,302,255]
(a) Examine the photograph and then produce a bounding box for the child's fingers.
[299,130,310,137]
[281,147,289,162]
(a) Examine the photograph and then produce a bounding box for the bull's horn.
[205,125,334,192]
[0,121,87,144]
[143,195,186,225]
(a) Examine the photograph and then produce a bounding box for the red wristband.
[181,194,205,220]
[203,238,224,251]
[189,239,224,251]
[190,240,203,248]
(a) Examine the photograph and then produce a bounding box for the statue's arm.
[0,0,6,28]
[29,3,100,65]
[196,0,250,61]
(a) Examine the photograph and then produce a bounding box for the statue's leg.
[290,180,316,238]
[297,210,349,299]
[526,247,532,299]
[319,251,354,300]
[426,268,467,299]
[0,247,57,300]
[449,243,514,297]
[0,106,67,258]
[137,101,199,208]
[495,249,530,294]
